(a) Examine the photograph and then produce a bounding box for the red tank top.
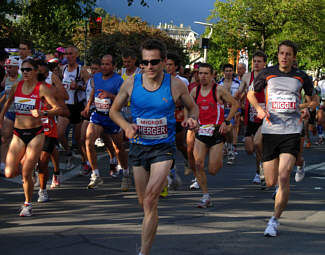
[244,72,265,125]
[41,83,58,138]
[197,84,224,125]
[14,80,42,116]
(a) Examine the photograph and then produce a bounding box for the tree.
[208,0,325,73]
[82,15,187,68]
[0,0,97,51]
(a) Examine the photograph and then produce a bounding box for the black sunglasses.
[21,68,33,73]
[141,59,161,66]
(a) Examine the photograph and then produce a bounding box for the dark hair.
[122,48,137,59]
[101,54,116,65]
[37,61,49,72]
[222,63,233,71]
[253,50,267,62]
[140,39,167,59]
[167,52,181,71]
[199,63,214,74]
[19,40,33,50]
[91,58,101,66]
[22,59,38,69]
[278,40,298,56]
[0,49,9,61]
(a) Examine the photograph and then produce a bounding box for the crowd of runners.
[0,38,325,255]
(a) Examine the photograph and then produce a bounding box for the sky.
[97,0,216,34]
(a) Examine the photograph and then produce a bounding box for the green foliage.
[85,15,187,68]
[0,0,96,52]
[208,0,325,72]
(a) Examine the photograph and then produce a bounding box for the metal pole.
[203,47,207,63]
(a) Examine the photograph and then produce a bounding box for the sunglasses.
[141,59,161,66]
[21,68,33,73]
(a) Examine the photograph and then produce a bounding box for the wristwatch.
[224,120,230,125]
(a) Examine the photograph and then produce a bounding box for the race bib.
[270,95,297,113]
[14,97,36,114]
[198,124,215,136]
[136,117,168,139]
[95,97,111,113]
[41,117,50,132]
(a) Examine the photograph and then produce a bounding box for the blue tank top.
[130,73,175,145]
[93,72,123,114]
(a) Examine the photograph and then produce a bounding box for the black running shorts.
[128,143,176,171]
[262,133,300,162]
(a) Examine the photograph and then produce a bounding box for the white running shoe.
[37,190,49,203]
[227,151,235,165]
[197,195,212,208]
[87,173,103,189]
[19,204,32,217]
[295,161,305,182]
[190,179,200,190]
[50,175,60,189]
[253,173,261,184]
[264,217,279,237]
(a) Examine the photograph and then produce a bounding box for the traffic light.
[89,16,102,35]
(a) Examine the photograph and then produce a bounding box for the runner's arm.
[219,86,239,121]
[52,73,69,100]
[110,78,134,132]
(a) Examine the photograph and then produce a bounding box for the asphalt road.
[0,141,324,255]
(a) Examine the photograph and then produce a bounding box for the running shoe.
[87,173,103,189]
[160,186,168,198]
[197,196,212,208]
[121,175,131,192]
[315,137,324,145]
[264,217,279,237]
[190,178,200,190]
[95,138,105,147]
[19,204,32,217]
[295,161,305,182]
[50,175,60,189]
[253,173,261,184]
[80,164,91,176]
[226,151,235,165]
[37,190,49,203]
[305,141,312,149]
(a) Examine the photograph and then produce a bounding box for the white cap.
[5,56,20,66]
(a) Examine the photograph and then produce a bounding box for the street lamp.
[194,21,213,63]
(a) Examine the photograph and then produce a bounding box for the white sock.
[123,168,129,176]
[92,169,100,176]
[110,157,117,164]
[203,193,210,199]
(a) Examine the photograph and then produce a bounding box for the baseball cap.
[5,56,20,66]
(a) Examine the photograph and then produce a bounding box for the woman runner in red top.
[0,59,63,217]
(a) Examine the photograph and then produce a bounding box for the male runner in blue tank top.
[110,39,198,255]
[247,40,314,237]
[83,55,129,189]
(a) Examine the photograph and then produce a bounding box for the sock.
[123,168,129,176]
[203,193,210,199]
[110,157,117,165]
[92,169,100,176]
[24,202,31,206]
